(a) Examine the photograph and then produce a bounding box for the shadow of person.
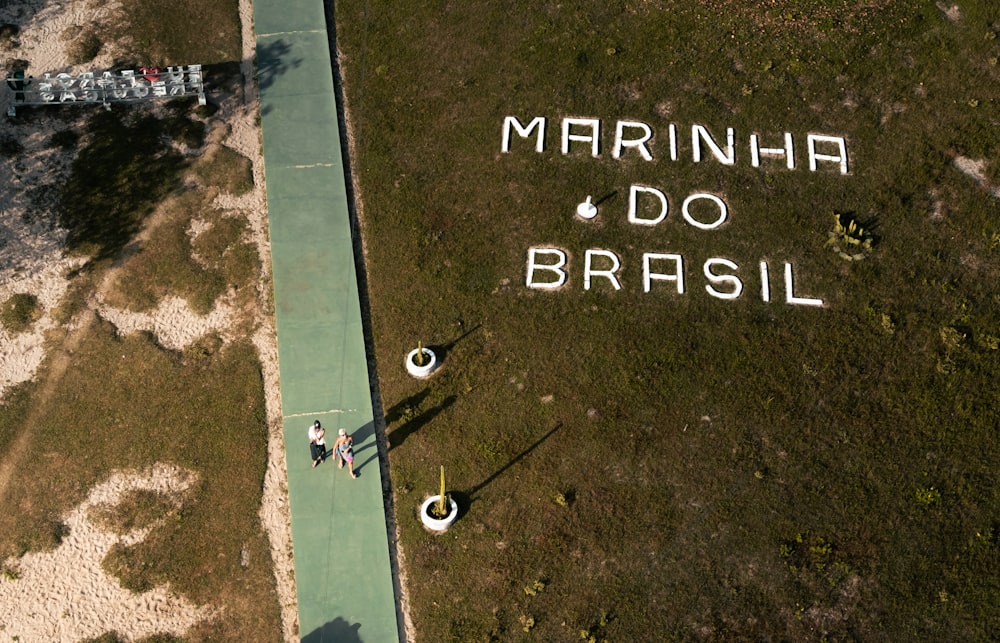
[300,616,363,643]
[351,421,376,473]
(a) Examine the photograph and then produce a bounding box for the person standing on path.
[308,420,327,468]
[333,428,357,479]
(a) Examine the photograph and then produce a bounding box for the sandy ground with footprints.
[0,0,298,640]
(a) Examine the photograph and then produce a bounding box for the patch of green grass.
[106,197,224,315]
[106,191,258,316]
[1,293,42,333]
[337,1,1000,639]
[193,144,254,196]
[110,0,240,65]
[88,489,178,535]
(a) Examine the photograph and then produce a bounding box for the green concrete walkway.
[252,2,400,641]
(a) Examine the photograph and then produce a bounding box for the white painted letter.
[643,253,684,294]
[704,258,743,300]
[562,118,601,156]
[526,248,567,289]
[751,132,795,169]
[502,116,546,153]
[681,193,728,230]
[628,185,669,226]
[807,134,849,174]
[692,124,735,165]
[613,121,653,160]
[584,250,622,291]
[759,261,771,302]
[784,263,824,306]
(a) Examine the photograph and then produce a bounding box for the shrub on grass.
[163,103,206,149]
[0,23,18,49]
[1,293,42,333]
[65,29,102,65]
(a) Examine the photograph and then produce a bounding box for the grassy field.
[335,1,1000,640]
[0,1,284,640]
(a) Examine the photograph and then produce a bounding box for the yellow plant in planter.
[414,341,427,367]
[431,465,449,519]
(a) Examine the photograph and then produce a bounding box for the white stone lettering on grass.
[692,124,736,165]
[628,185,669,225]
[613,121,654,160]
[681,193,728,230]
[784,262,825,306]
[667,123,678,161]
[501,116,848,175]
[807,134,850,174]
[536,250,822,306]
[584,249,623,291]
[561,118,602,156]
[501,116,546,153]
[526,247,568,289]
[760,261,772,302]
[704,258,743,300]
[628,188,728,229]
[751,132,795,169]
[502,115,848,308]
[644,253,685,294]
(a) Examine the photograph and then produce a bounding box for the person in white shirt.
[308,420,327,468]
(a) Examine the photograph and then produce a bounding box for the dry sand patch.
[0,463,216,641]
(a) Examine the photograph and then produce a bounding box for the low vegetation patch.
[1,293,42,333]
[0,0,281,638]
[194,144,254,196]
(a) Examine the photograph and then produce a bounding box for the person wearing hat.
[308,420,327,468]
[333,428,357,479]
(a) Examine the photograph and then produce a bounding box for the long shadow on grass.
[384,388,430,425]
[431,323,482,365]
[301,617,362,643]
[386,394,456,452]
[465,422,562,502]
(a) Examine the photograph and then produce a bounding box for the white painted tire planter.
[420,495,458,532]
[405,347,437,378]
